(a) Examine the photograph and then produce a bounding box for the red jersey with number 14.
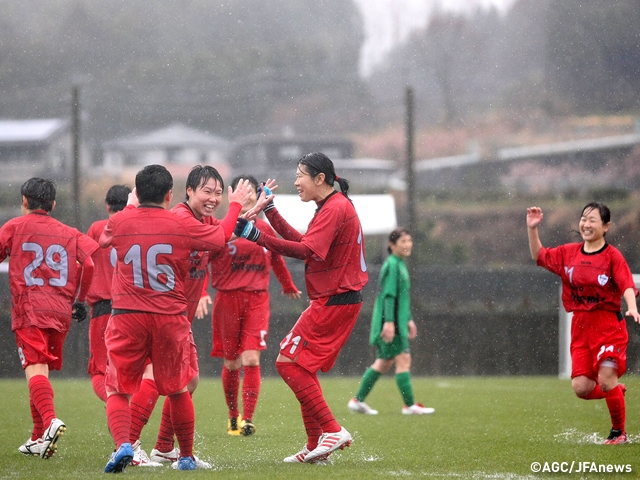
[100,205,226,315]
[537,242,638,313]
[0,211,98,331]
[302,191,368,299]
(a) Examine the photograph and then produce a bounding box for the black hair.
[21,177,56,212]
[580,201,611,237]
[387,227,411,254]
[185,165,224,202]
[231,174,258,192]
[298,152,351,200]
[135,164,173,205]
[105,185,131,213]
[581,202,611,224]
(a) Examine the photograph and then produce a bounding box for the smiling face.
[294,164,321,203]
[579,206,609,244]
[186,177,223,220]
[390,232,413,259]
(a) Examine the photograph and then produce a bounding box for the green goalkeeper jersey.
[369,253,411,348]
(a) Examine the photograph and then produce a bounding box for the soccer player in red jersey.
[202,174,301,437]
[85,185,131,403]
[235,153,368,464]
[0,178,98,459]
[140,165,247,467]
[99,165,251,473]
[527,202,640,445]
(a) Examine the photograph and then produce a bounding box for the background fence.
[1,265,639,378]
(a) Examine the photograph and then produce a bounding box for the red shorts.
[211,290,269,360]
[14,326,68,371]
[279,297,361,373]
[571,310,628,380]
[88,312,110,376]
[105,312,195,396]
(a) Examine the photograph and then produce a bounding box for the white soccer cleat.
[283,446,310,463]
[171,455,212,469]
[40,418,66,459]
[348,397,379,415]
[304,427,352,463]
[130,440,163,467]
[283,445,332,465]
[149,446,180,463]
[402,403,435,415]
[18,437,44,456]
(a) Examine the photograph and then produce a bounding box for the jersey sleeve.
[0,220,15,263]
[380,259,399,322]
[264,208,303,242]
[536,245,566,277]
[611,247,639,297]
[257,221,296,292]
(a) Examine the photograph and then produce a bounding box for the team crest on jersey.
[598,274,609,286]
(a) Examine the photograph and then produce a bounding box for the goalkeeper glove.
[72,301,89,322]
[234,218,262,242]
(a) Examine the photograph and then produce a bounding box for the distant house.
[227,134,396,192]
[229,134,354,181]
[101,123,231,179]
[0,118,84,184]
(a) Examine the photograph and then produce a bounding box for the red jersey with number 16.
[537,242,638,313]
[301,191,368,299]
[0,211,98,331]
[100,205,227,315]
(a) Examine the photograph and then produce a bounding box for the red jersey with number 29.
[0,212,98,331]
[301,191,368,299]
[537,243,638,313]
[100,205,226,315]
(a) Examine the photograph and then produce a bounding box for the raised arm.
[526,206,544,261]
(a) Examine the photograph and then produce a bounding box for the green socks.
[395,371,414,406]
[355,368,381,401]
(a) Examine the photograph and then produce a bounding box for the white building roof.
[0,119,68,144]
[104,123,229,150]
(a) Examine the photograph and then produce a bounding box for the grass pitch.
[1,375,638,478]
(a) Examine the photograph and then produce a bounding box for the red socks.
[169,392,194,458]
[129,379,160,443]
[605,384,626,431]
[242,365,261,421]
[154,397,175,452]
[106,394,131,448]
[276,361,340,445]
[28,375,56,431]
[582,383,626,431]
[222,366,240,419]
[29,397,44,440]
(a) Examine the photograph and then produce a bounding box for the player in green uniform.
[349,228,435,415]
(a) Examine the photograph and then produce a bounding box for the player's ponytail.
[298,152,351,201]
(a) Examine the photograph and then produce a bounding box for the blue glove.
[257,182,275,212]
[256,183,272,197]
[234,218,261,242]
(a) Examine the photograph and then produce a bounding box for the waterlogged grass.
[1,376,639,479]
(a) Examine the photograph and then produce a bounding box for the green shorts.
[375,335,410,360]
